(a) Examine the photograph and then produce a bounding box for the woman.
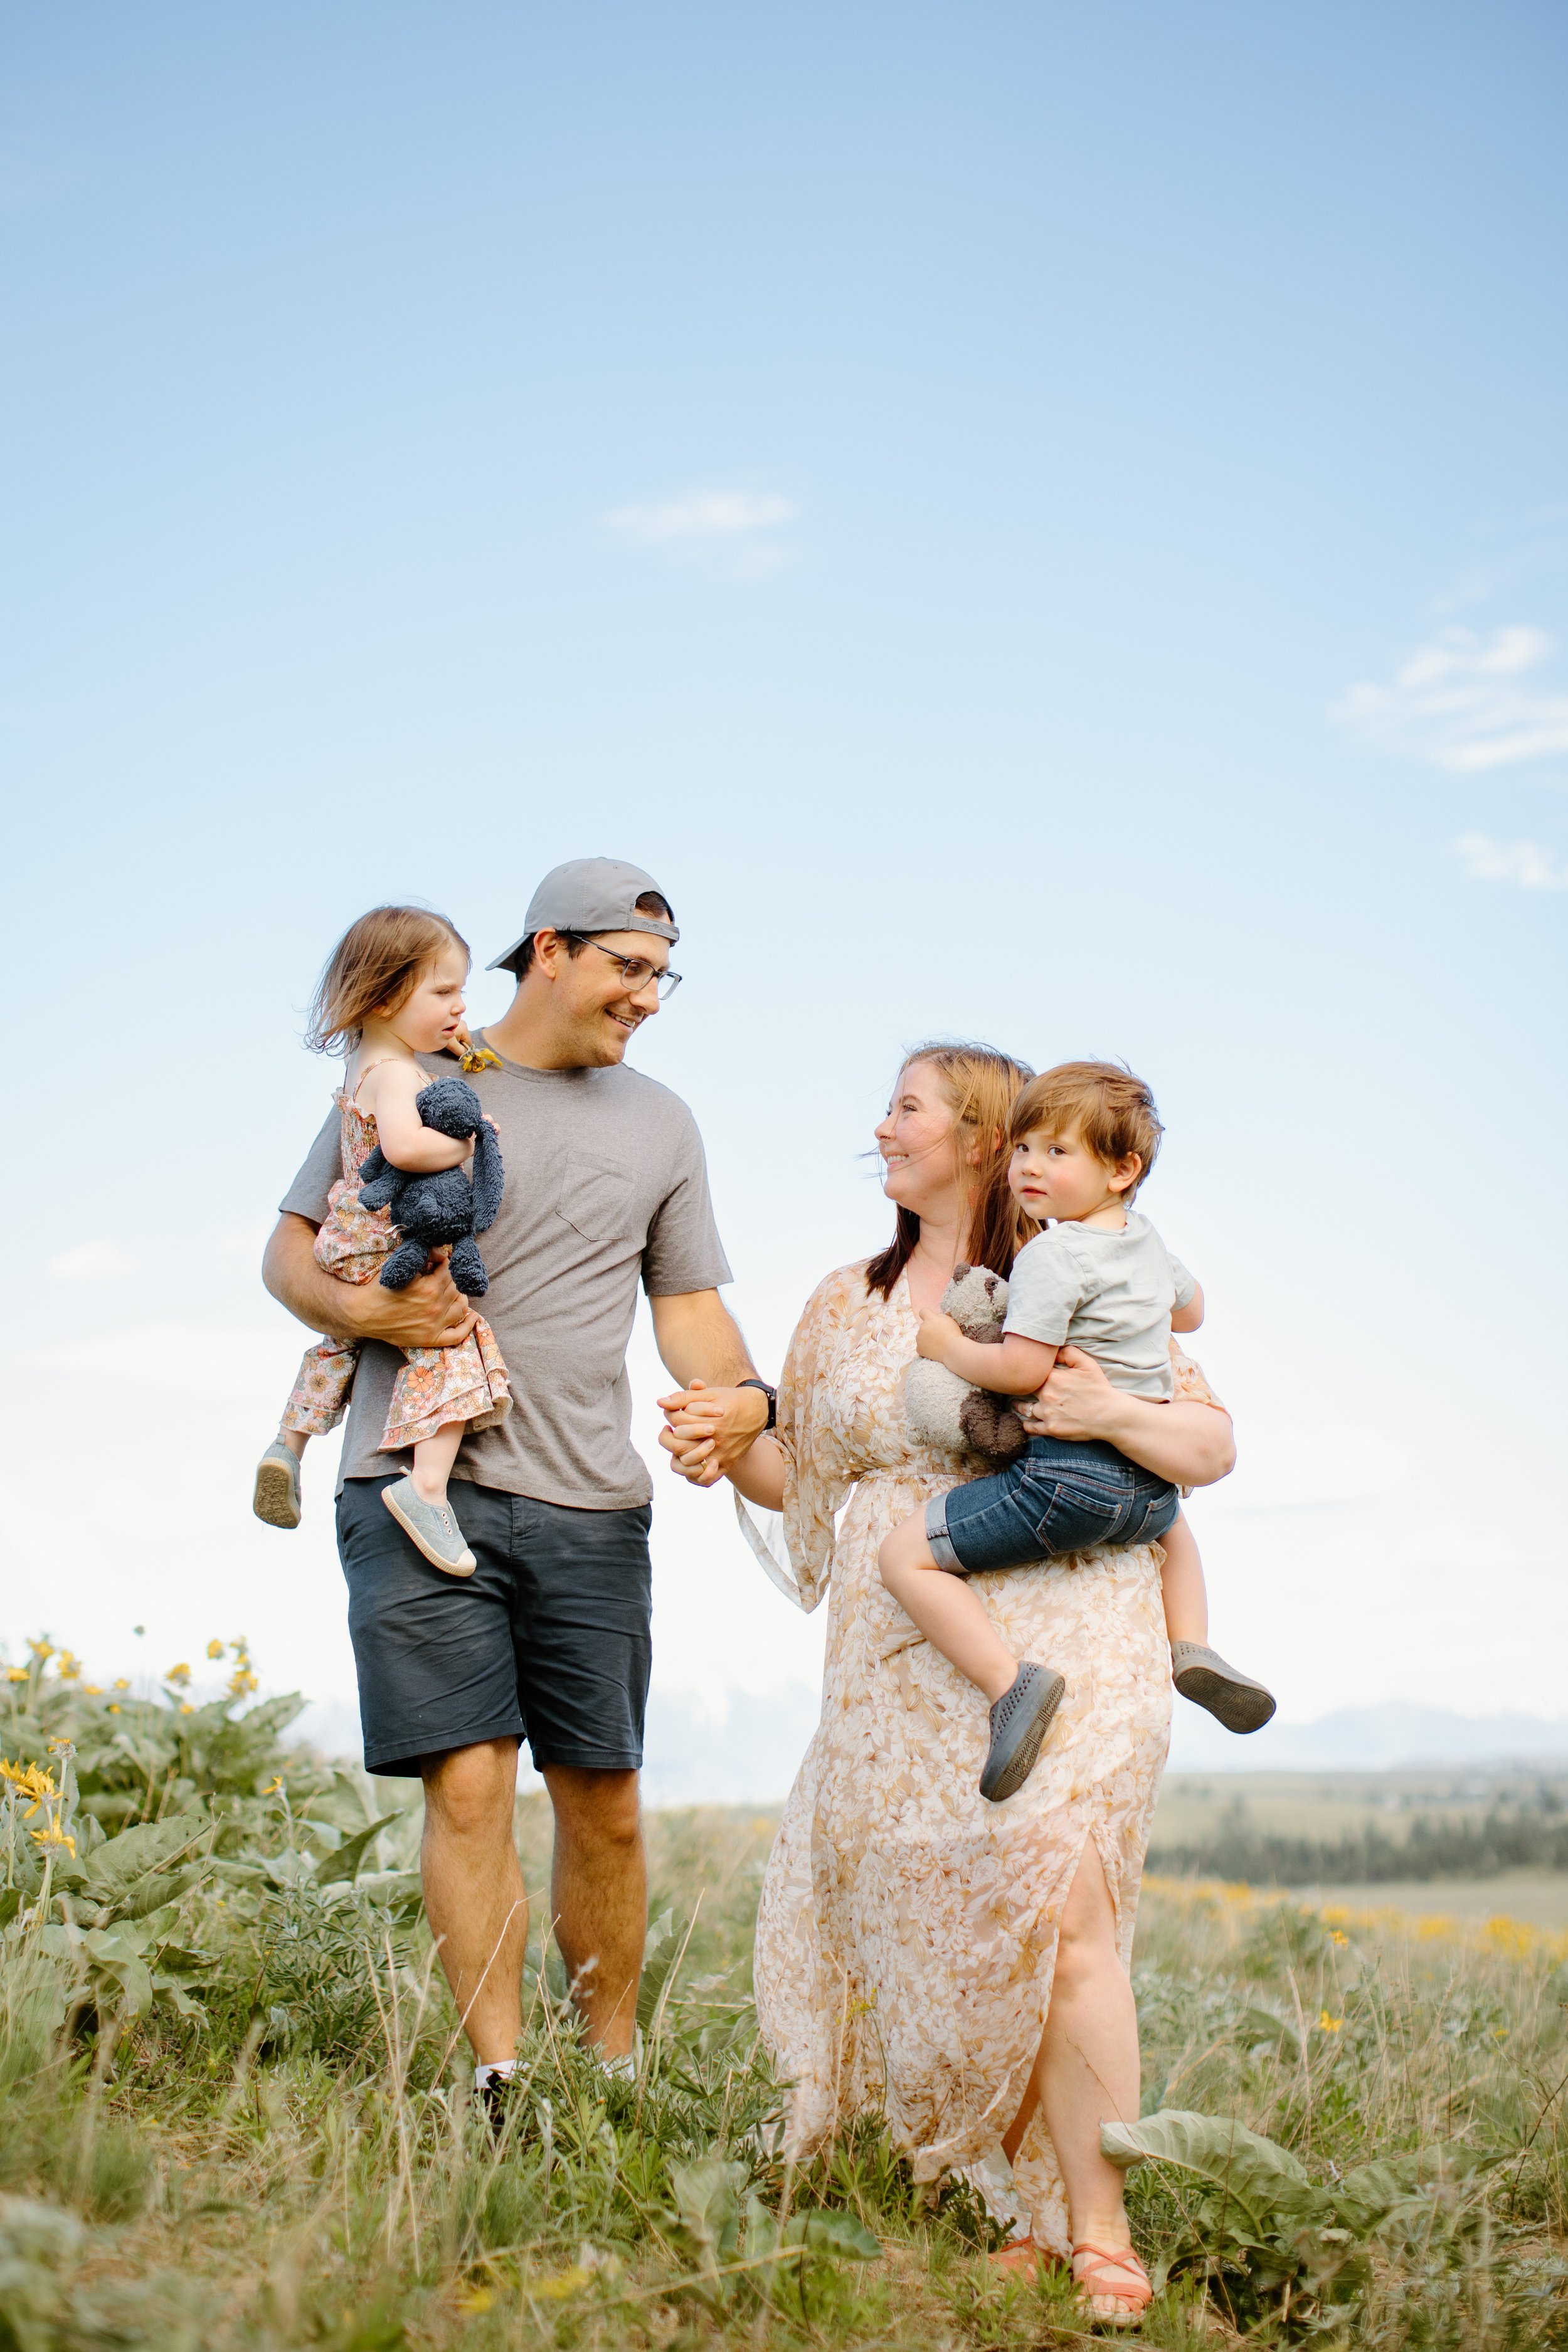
[660,1042,1234,2325]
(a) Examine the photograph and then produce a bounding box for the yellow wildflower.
[112,1678,130,1692]
[179,1702,194,1716]
[47,1739,75,1759]
[5,1667,26,1684]
[55,1651,80,1682]
[455,2285,495,2313]
[108,1705,121,1714]
[1318,2011,1343,2033]
[166,1663,191,1688]
[206,1640,225,1660]
[28,1640,54,1663]
[0,1760,55,1813]
[1330,1930,1349,1947]
[227,1666,259,1698]
[83,1685,102,1696]
[263,1776,284,1796]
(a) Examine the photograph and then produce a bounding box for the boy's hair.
[306,906,470,1054]
[1010,1060,1164,1198]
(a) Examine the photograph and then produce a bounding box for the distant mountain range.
[300,1687,1568,1805]
[1168,1703,1568,1774]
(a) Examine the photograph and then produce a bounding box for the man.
[263,858,771,2089]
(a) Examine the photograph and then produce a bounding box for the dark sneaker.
[253,1441,302,1529]
[980,1663,1066,1803]
[1171,1642,1276,1734]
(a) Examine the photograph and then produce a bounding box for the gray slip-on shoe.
[381,1477,477,1577]
[980,1663,1067,1803]
[253,1441,302,1530]
[1171,1642,1277,1734]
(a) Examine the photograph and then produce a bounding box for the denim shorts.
[336,1475,653,1778]
[925,1436,1180,1576]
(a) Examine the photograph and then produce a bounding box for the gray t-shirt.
[278,1041,732,1508]
[1002,1210,1195,1402]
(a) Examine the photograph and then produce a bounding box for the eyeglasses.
[578,938,684,1000]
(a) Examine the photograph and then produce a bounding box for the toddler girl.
[252,906,512,1576]
[879,1060,1273,1802]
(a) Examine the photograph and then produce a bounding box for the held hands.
[657,1379,770,1487]
[914,1309,962,1365]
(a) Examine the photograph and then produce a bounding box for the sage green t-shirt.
[278,1041,732,1509]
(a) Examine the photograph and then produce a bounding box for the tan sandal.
[1071,2240,1152,2326]
[989,2233,1056,2280]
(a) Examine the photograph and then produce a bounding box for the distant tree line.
[1148,1797,1568,1886]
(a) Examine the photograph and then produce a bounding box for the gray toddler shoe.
[1171,1642,1276,1734]
[980,1662,1067,1803]
[253,1441,302,1530]
[382,1477,476,1577]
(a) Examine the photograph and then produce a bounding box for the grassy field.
[1150,1769,1568,1900]
[8,1650,1568,2348]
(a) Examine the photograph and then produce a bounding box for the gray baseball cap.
[487,857,679,973]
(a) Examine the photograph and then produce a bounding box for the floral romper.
[280,1089,512,1453]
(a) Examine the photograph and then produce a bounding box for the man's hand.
[358,1246,478,1347]
[263,1216,477,1350]
[915,1308,961,1365]
[657,1379,768,1487]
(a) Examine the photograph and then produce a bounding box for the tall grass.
[4,1646,1568,2345]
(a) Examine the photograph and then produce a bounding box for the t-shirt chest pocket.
[554,1153,639,1244]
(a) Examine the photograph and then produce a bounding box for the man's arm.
[649,1290,770,1482]
[262,1214,479,1348]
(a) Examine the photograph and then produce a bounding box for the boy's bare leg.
[543,1766,645,2058]
[280,1429,308,1461]
[880,1515,1020,1702]
[421,1737,529,2063]
[1157,1511,1208,1645]
[411,1419,466,1504]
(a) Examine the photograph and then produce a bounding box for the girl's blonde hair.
[866,1039,1038,1299]
[305,905,470,1055]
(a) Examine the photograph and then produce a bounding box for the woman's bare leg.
[1157,1511,1208,1646]
[1003,1838,1145,2314]
[879,1513,1019,1702]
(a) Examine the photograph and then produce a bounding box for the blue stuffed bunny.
[355,1076,504,1296]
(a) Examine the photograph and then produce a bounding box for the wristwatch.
[737,1377,778,1431]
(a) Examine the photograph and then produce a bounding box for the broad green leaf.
[1101,2109,1326,2233]
[315,1811,405,1886]
[793,2208,881,2261]
[82,1814,208,1909]
[669,2154,744,2266]
[637,1909,682,2033]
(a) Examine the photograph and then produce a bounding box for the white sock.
[474,2058,521,2092]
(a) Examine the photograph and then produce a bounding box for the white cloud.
[601,487,797,577]
[1333,624,1568,773]
[29,1322,300,1402]
[47,1240,140,1282]
[1455,832,1568,890]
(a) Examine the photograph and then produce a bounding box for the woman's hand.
[1018,1345,1236,1486]
[1017,1345,1121,1441]
[915,1308,961,1364]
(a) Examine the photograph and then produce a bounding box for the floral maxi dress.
[741,1261,1222,2257]
[280,1091,511,1453]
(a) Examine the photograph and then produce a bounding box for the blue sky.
[4,3,1567,1772]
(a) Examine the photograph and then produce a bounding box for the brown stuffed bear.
[901,1263,1028,1466]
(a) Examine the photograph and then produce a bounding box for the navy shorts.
[336,1475,653,1778]
[926,1436,1180,1576]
